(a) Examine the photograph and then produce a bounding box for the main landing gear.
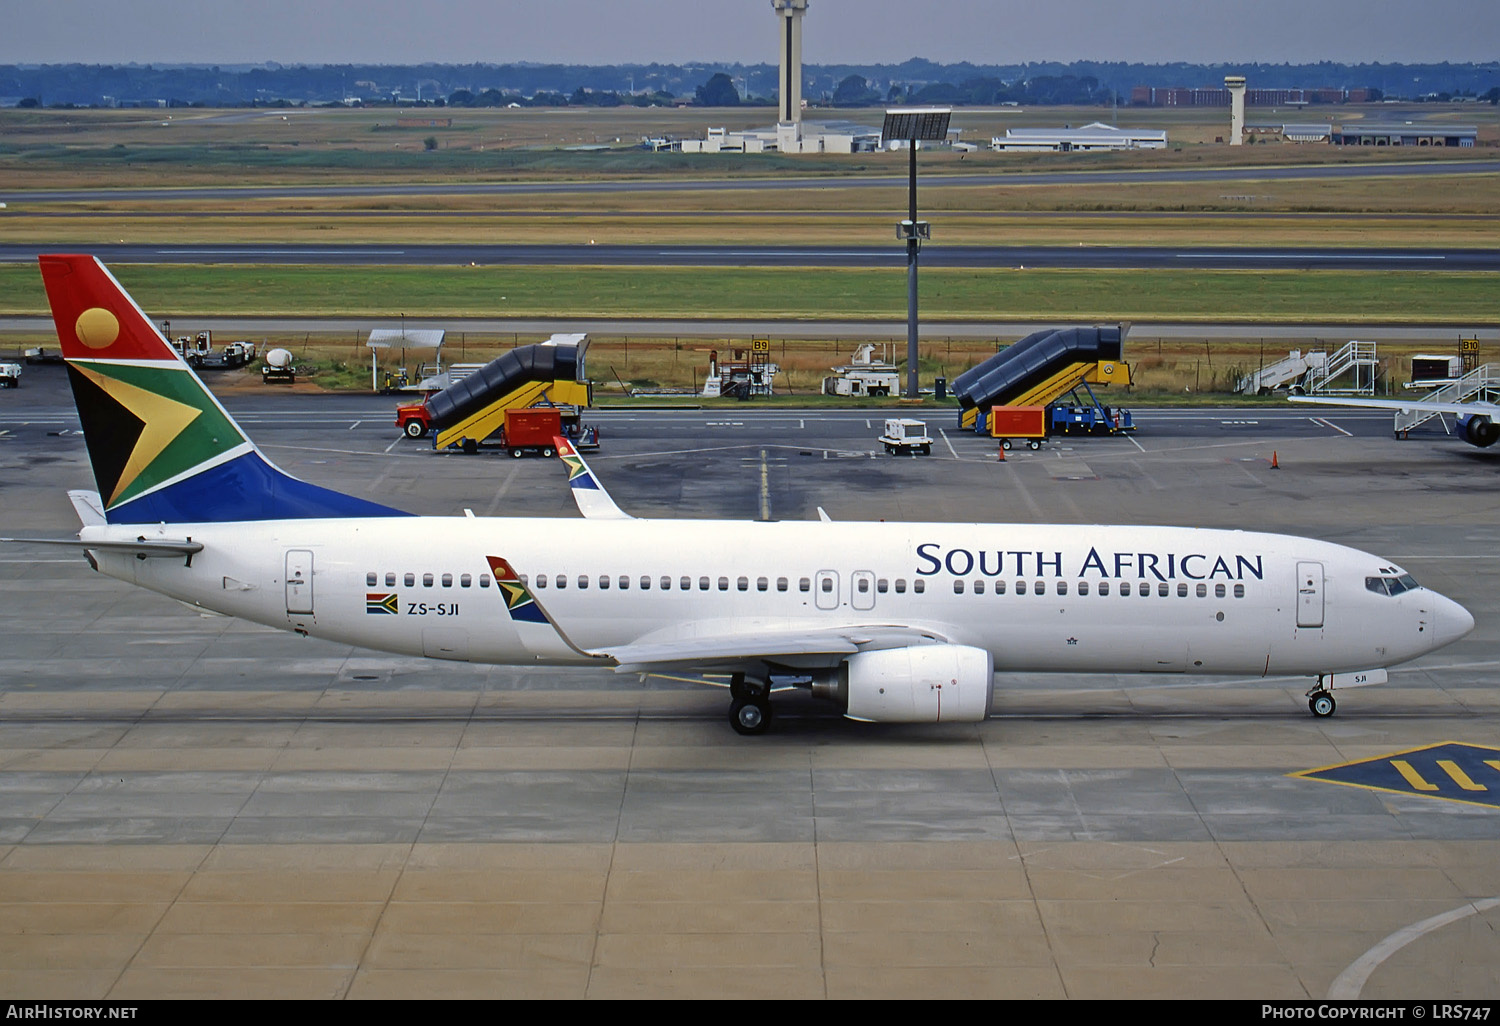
[728,673,773,736]
[1306,681,1337,718]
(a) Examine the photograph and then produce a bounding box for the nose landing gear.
[1306,681,1337,718]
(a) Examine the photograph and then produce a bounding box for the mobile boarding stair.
[1235,341,1379,396]
[951,325,1132,433]
[428,334,592,452]
[1392,363,1500,437]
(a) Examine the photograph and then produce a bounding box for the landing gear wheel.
[730,697,773,736]
[1309,693,1336,718]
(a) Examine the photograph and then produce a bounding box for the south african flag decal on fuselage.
[486,556,550,624]
[366,593,399,615]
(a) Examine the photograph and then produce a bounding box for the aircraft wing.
[1289,395,1500,418]
[603,624,950,675]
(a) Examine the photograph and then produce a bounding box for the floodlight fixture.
[881,107,952,143]
[885,107,951,398]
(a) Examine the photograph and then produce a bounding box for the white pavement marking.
[940,429,960,460]
[348,420,361,431]
[1312,416,1354,436]
[1127,434,1146,452]
[1328,897,1500,999]
[383,437,403,453]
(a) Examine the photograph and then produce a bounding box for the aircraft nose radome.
[1433,595,1476,649]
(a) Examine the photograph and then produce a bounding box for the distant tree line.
[1,60,1494,109]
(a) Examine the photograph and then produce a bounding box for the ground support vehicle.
[881,418,933,455]
[989,406,1047,450]
[0,361,20,388]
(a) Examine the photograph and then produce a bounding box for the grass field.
[0,263,1493,324]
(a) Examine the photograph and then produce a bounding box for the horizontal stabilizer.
[0,536,204,558]
[68,490,106,527]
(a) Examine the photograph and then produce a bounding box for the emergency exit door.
[1296,561,1324,628]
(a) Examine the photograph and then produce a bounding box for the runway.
[2,241,1496,271]
[1,367,1498,999]
[3,157,1497,204]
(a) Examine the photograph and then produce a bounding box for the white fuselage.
[80,516,1468,679]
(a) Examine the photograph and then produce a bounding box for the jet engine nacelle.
[840,644,994,723]
[1459,414,1500,448]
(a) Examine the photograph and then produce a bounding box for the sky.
[3,0,1498,66]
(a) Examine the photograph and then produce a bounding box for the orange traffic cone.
[997,444,1007,462]
[1270,451,1280,470]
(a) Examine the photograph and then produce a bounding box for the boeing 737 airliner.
[9,255,1475,734]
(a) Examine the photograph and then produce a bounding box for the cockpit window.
[1366,574,1420,597]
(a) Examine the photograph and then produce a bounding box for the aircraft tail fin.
[38,254,408,524]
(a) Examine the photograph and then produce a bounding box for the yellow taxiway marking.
[1390,760,1439,791]
[1438,759,1486,791]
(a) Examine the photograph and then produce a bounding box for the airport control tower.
[1225,75,1246,145]
[773,0,808,125]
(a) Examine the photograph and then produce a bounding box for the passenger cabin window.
[641,576,652,590]
[1098,581,1110,596]
[535,575,547,589]
[718,577,729,591]
[1057,581,1068,596]
[894,579,907,594]
[366,572,377,587]
[1234,583,1245,598]
[857,577,870,594]
[799,578,811,592]
[1120,582,1130,596]
[405,573,415,587]
[913,579,924,594]
[441,574,453,588]
[953,580,965,594]
[680,576,691,591]
[1077,581,1087,596]
[757,577,768,592]
[386,573,396,587]
[877,579,888,593]
[1158,582,1169,597]
[820,577,834,593]
[423,573,434,588]
[777,577,789,592]
[556,575,567,590]
[1196,583,1207,598]
[1177,583,1188,597]
[973,580,984,595]
[1016,581,1027,596]
[461,574,472,588]
[598,576,609,589]
[1215,583,1226,598]
[994,580,1006,595]
[699,577,710,591]
[737,576,748,591]
[480,575,490,588]
[619,576,630,590]
[577,576,589,590]
[1035,581,1046,596]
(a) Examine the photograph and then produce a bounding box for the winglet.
[485,555,611,662]
[554,436,632,519]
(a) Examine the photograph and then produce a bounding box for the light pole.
[882,107,951,399]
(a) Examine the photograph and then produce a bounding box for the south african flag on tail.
[37,255,410,525]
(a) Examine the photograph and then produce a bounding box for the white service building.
[991,122,1167,152]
